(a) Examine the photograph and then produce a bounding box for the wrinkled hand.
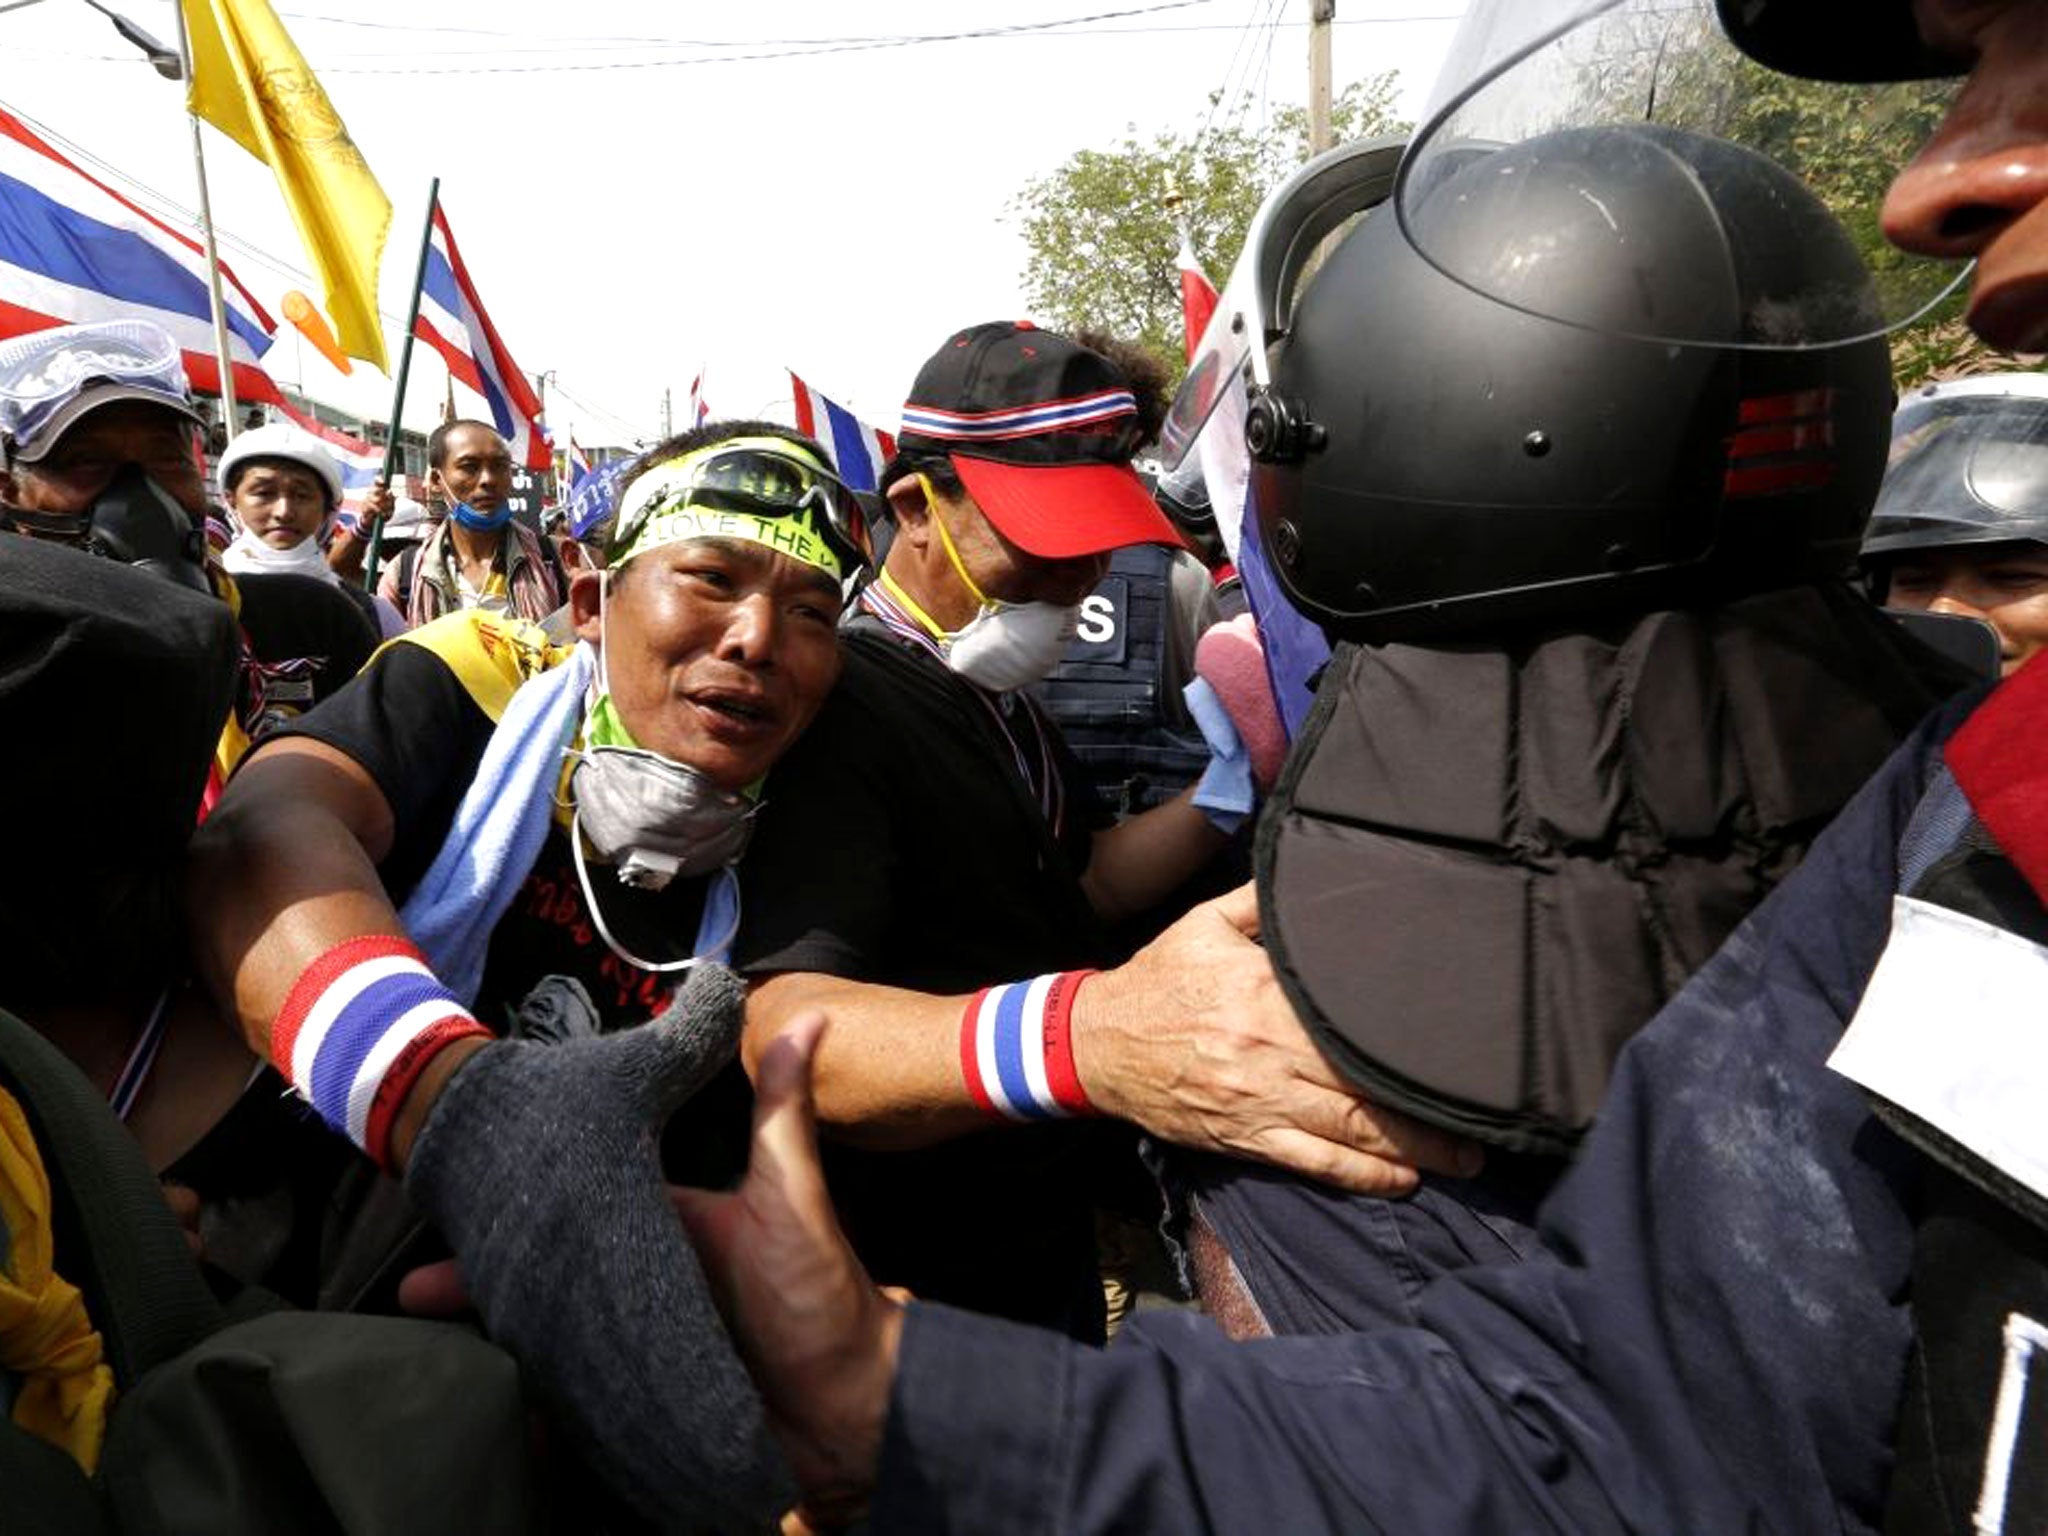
[676,1013,903,1530]
[1075,883,1483,1194]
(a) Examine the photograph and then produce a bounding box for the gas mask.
[2,463,209,594]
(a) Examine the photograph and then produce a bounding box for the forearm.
[1081,785,1228,923]
[744,972,983,1149]
[186,745,472,1168]
[187,780,402,1060]
[874,1301,1648,1536]
[326,529,368,582]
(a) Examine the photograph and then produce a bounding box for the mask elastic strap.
[919,473,997,610]
[568,813,741,973]
[877,567,952,642]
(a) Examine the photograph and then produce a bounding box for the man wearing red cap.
[733,322,1469,1338]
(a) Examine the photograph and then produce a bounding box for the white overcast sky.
[2,1,1464,449]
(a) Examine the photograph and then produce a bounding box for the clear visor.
[1158,262,1261,475]
[1397,0,1967,349]
[1879,394,2048,531]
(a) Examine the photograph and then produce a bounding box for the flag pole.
[365,175,438,591]
[173,0,240,442]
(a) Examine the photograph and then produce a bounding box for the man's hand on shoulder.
[1072,883,1483,1194]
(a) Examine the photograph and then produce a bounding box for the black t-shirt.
[273,623,750,1190]
[231,570,377,737]
[736,623,1120,1336]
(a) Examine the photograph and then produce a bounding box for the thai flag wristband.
[271,934,494,1172]
[959,970,1098,1121]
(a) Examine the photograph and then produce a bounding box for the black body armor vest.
[1257,581,1967,1155]
[1034,544,1214,816]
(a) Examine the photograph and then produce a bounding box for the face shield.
[1395,0,1966,349]
[1865,377,2048,556]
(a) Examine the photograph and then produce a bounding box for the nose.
[716,593,779,666]
[1878,13,2048,347]
[1883,123,2048,260]
[1928,590,1990,621]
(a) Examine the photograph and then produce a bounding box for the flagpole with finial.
[172,0,240,442]
[364,175,438,591]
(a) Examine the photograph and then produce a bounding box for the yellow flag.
[182,0,390,370]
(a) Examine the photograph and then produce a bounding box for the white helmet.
[217,421,344,508]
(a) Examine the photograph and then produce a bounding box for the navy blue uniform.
[873,695,1976,1534]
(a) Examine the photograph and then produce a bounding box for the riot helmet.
[1397,0,1966,349]
[1246,122,1895,642]
[1863,373,2048,563]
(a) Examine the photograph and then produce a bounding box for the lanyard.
[109,984,173,1123]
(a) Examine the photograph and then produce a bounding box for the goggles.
[0,320,193,462]
[608,438,873,578]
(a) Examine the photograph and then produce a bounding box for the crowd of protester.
[2,0,2047,1529]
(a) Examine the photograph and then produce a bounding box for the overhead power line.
[311,2,1219,75]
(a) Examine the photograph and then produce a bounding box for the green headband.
[611,436,846,578]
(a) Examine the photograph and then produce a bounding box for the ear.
[569,566,605,643]
[884,474,931,548]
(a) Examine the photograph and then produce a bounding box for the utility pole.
[1308,0,1335,156]
[662,387,673,438]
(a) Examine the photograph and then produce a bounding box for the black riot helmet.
[1250,122,1896,643]
[1863,374,2048,564]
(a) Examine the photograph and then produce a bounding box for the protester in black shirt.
[737,323,1474,1335]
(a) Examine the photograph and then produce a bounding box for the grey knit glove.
[406,964,793,1534]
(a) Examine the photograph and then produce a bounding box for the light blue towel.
[401,642,596,1005]
[1185,675,1256,835]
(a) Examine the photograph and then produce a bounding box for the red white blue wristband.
[960,970,1097,1120]
[271,934,493,1171]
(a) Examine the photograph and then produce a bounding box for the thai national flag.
[1176,236,1218,363]
[565,433,591,491]
[0,104,284,407]
[277,400,386,525]
[789,370,897,493]
[411,197,549,469]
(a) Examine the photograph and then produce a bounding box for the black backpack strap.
[0,1010,221,1386]
[394,542,420,616]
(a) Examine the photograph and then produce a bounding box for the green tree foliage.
[1013,75,1406,377]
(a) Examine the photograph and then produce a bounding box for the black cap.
[895,322,1178,559]
[1715,0,1959,82]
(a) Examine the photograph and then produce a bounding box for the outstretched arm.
[744,884,1478,1193]
[184,736,481,1169]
